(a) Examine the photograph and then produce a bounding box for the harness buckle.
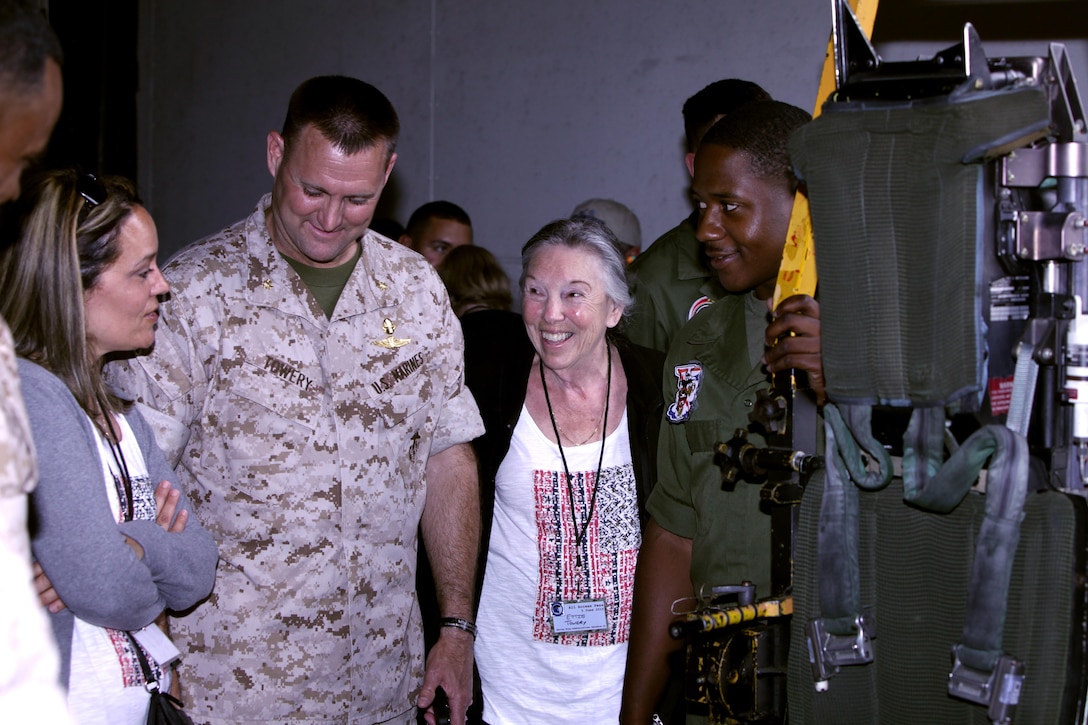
[948,651,1024,724]
[806,615,875,690]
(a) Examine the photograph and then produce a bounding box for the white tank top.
[476,404,640,724]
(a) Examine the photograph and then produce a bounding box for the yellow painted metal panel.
[772,0,880,308]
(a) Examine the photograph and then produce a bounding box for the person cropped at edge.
[105,76,485,725]
[625,79,771,353]
[0,170,218,723]
[471,218,666,723]
[620,100,823,724]
[0,2,71,721]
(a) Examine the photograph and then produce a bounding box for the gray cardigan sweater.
[17,359,218,688]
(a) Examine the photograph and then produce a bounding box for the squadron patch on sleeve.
[667,362,703,423]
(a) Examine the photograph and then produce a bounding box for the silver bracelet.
[439,617,478,639]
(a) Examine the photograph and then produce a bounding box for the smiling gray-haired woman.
[470,216,666,723]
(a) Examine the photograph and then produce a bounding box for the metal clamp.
[701,582,757,607]
[806,615,875,690]
[948,651,1024,724]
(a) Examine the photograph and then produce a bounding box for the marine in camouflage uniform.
[0,2,69,714]
[108,193,485,724]
[0,320,71,721]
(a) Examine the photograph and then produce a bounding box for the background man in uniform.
[0,0,70,720]
[570,197,643,264]
[399,199,473,267]
[621,100,822,724]
[108,75,484,725]
[625,79,771,353]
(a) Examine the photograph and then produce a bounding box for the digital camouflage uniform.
[624,213,725,354]
[107,195,485,725]
[0,320,37,565]
[0,320,71,722]
[648,291,774,601]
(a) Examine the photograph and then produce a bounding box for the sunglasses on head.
[76,172,107,225]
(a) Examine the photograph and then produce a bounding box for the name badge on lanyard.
[550,598,608,635]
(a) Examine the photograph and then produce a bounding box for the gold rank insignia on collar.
[376,280,388,291]
[262,279,273,289]
[374,318,411,349]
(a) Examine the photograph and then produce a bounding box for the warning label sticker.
[989,376,1014,415]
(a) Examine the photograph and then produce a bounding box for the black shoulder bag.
[124,631,194,725]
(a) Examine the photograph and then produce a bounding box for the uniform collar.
[331,231,404,320]
[243,194,403,321]
[675,213,707,283]
[674,214,727,302]
[679,292,764,391]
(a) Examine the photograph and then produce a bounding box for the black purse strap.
[124,631,189,711]
[123,631,162,693]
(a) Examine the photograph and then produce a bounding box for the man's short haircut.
[0,0,63,92]
[281,75,399,161]
[700,99,811,191]
[682,79,770,153]
[404,200,472,238]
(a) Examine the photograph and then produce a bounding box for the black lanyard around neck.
[539,341,612,573]
[97,394,134,522]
